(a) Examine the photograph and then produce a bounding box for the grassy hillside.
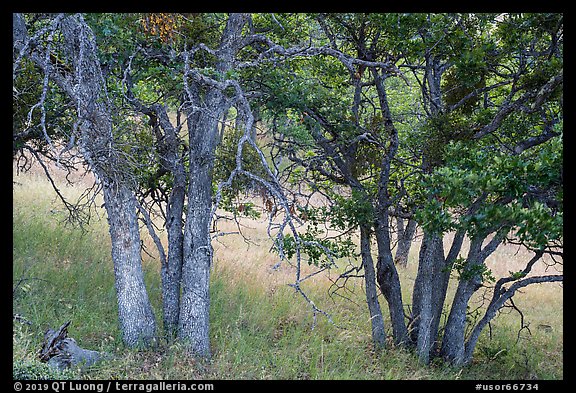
[13,167,563,380]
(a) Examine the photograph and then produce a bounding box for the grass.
[12,166,563,380]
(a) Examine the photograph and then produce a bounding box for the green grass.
[12,171,563,380]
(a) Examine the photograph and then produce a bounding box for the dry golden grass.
[13,158,563,379]
[14,156,562,335]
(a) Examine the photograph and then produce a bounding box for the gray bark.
[103,183,158,347]
[151,106,187,341]
[177,13,250,357]
[425,55,445,114]
[39,322,107,370]
[370,67,409,347]
[394,217,417,267]
[162,177,185,340]
[463,272,562,365]
[13,13,158,348]
[178,151,214,357]
[428,234,449,355]
[178,109,211,351]
[374,216,409,346]
[440,230,506,365]
[409,53,451,363]
[410,231,439,362]
[62,14,158,348]
[430,228,465,352]
[359,224,387,349]
[408,180,481,363]
[410,229,458,363]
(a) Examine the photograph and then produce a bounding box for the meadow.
[12,165,563,380]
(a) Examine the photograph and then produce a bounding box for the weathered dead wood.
[38,321,106,370]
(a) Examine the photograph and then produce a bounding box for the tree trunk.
[439,278,479,365]
[441,230,508,365]
[177,13,249,358]
[103,182,157,347]
[369,67,408,347]
[394,217,417,267]
[410,231,436,363]
[374,214,409,346]
[462,269,562,365]
[49,13,160,349]
[429,234,449,355]
[410,230,451,363]
[440,234,485,364]
[151,107,188,341]
[177,94,223,357]
[162,178,185,340]
[178,157,214,357]
[359,224,387,349]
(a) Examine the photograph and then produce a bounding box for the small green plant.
[13,359,78,380]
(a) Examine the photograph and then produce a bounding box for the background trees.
[404,12,563,365]
[13,12,562,368]
[262,12,562,365]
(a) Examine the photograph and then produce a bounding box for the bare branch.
[135,198,167,268]
[463,247,563,362]
[22,146,92,229]
[238,34,409,84]
[192,62,340,327]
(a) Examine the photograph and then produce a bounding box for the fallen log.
[38,321,106,370]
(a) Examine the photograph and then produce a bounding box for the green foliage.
[272,189,369,267]
[13,58,76,154]
[13,359,78,380]
[295,189,375,233]
[329,190,375,229]
[442,66,485,114]
[14,12,563,377]
[440,17,498,114]
[84,13,141,55]
[495,13,562,53]
[518,55,562,93]
[508,270,527,280]
[417,137,562,247]
[451,256,496,283]
[420,112,478,168]
[274,229,356,268]
[414,197,455,235]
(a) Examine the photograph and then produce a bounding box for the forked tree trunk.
[410,231,451,363]
[150,107,188,341]
[441,236,486,364]
[177,86,224,358]
[177,13,249,358]
[408,52,449,363]
[441,230,507,365]
[440,272,481,364]
[64,12,159,348]
[370,67,409,347]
